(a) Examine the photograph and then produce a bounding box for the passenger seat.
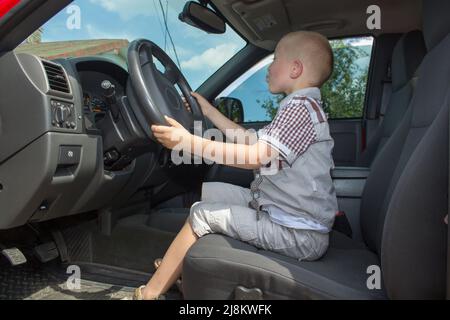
[181,0,450,300]
[358,30,426,166]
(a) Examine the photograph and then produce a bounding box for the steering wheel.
[127,39,206,141]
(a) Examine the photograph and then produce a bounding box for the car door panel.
[328,119,363,166]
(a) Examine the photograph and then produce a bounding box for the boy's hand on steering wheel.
[181,96,192,113]
[190,92,213,117]
[181,92,212,116]
[151,116,192,151]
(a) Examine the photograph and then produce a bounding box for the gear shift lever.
[101,80,119,121]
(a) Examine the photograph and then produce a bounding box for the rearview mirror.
[179,1,226,34]
[214,97,244,123]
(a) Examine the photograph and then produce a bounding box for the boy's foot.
[154,258,183,293]
[121,285,166,300]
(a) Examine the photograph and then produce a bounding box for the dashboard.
[74,60,127,131]
[0,52,177,230]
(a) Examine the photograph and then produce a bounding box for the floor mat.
[0,260,134,300]
[0,259,181,300]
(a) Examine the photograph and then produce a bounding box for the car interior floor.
[0,202,189,300]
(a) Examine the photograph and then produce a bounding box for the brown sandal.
[153,258,183,293]
[132,285,166,300]
[154,258,163,270]
[133,285,145,300]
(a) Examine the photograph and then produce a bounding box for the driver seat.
[181,0,450,300]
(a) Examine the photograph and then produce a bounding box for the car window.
[14,0,246,90]
[217,55,277,123]
[324,37,374,119]
[217,36,373,122]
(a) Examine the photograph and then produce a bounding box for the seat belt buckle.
[333,211,353,238]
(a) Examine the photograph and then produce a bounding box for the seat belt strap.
[379,81,392,123]
[378,62,392,124]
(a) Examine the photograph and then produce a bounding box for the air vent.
[42,61,71,94]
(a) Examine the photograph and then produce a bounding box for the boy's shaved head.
[278,31,333,87]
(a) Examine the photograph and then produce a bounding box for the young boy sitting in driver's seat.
[133,31,338,299]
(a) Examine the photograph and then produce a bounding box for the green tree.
[257,94,284,120]
[321,40,369,119]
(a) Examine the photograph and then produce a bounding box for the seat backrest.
[359,30,426,166]
[360,0,450,299]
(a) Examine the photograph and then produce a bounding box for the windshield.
[15,0,246,89]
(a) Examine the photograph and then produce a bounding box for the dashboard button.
[58,146,81,165]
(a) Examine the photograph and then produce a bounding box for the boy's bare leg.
[141,219,199,299]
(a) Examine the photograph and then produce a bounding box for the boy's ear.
[290,59,303,79]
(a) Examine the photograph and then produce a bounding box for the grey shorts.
[188,182,329,261]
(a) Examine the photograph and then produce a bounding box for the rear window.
[322,36,374,119]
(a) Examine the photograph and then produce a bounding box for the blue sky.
[40,0,246,89]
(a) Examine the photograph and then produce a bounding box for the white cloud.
[89,0,156,20]
[181,43,239,71]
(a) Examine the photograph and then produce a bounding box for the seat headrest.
[391,30,426,91]
[422,0,450,51]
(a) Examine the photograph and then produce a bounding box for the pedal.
[1,247,27,266]
[34,241,59,263]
